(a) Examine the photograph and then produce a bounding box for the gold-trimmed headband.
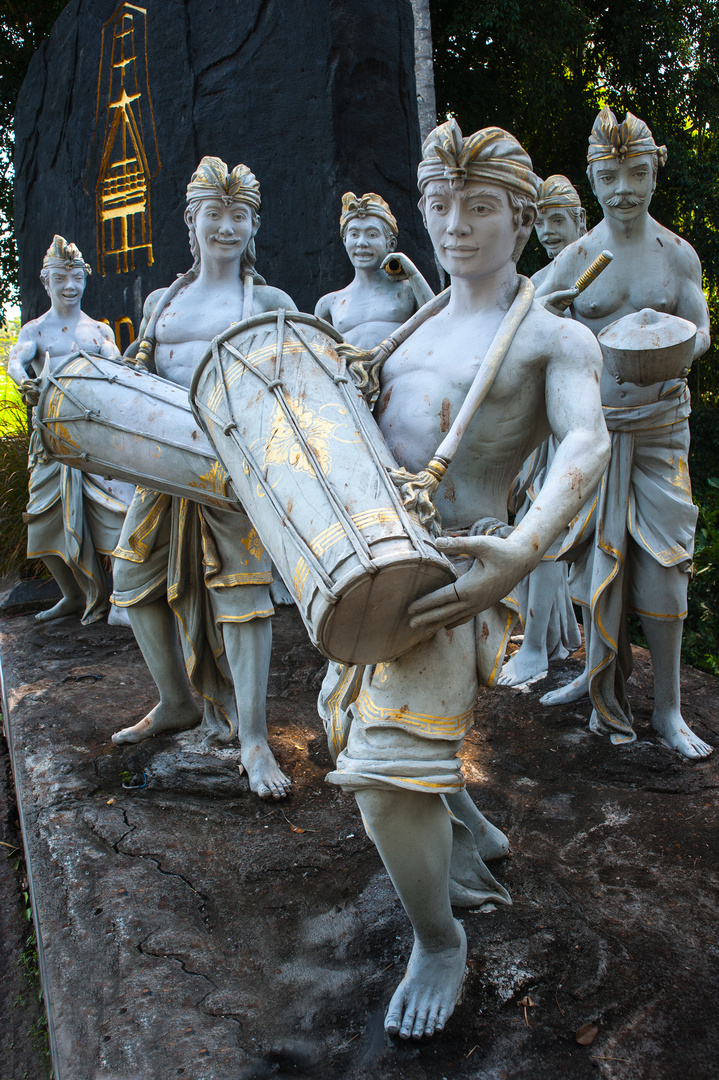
[42,235,91,274]
[587,107,667,167]
[536,175,582,214]
[186,156,261,210]
[340,192,398,236]
[417,119,539,201]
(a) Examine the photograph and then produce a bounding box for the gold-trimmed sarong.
[25,434,129,624]
[112,486,274,742]
[557,382,697,744]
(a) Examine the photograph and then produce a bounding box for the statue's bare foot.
[652,709,713,759]
[241,741,291,800]
[497,647,548,688]
[36,596,84,622]
[385,921,467,1039]
[107,604,132,628]
[111,701,201,745]
[540,670,589,706]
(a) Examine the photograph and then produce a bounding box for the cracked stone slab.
[1,608,718,1079]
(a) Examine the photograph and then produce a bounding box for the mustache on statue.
[605,194,643,207]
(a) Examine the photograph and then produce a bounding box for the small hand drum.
[598,308,696,387]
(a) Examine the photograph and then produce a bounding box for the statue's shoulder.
[254,284,297,312]
[142,287,170,316]
[521,299,599,363]
[654,220,702,273]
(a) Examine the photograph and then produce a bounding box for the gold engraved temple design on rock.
[89,4,160,275]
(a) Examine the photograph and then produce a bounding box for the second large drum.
[191,311,455,665]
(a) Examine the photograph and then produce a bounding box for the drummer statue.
[536,108,712,760]
[111,157,295,800]
[7,236,134,624]
[320,121,609,1038]
[315,192,434,349]
[498,176,587,687]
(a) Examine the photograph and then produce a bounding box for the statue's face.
[193,198,256,262]
[343,215,394,271]
[46,266,86,308]
[590,152,655,223]
[535,207,583,259]
[421,180,519,279]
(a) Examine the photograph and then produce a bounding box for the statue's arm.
[314,292,334,324]
[123,290,164,367]
[97,321,122,360]
[7,325,39,385]
[517,320,610,556]
[533,250,581,314]
[674,244,711,359]
[380,253,435,307]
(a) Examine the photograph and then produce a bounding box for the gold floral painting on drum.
[263,396,342,476]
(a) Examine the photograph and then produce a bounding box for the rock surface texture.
[15,0,434,336]
[1,607,718,1079]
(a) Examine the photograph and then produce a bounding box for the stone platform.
[1,606,718,1080]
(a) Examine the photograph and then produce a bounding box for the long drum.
[190,310,456,665]
[36,352,241,511]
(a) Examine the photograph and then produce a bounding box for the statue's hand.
[19,378,40,406]
[408,533,534,635]
[537,288,579,317]
[381,252,416,281]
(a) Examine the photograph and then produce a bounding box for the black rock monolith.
[14,0,434,344]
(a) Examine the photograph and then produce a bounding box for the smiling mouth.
[213,237,239,244]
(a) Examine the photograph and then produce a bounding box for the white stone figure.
[7,236,134,624]
[319,121,609,1039]
[535,108,712,760]
[110,157,294,799]
[498,176,587,687]
[314,191,434,349]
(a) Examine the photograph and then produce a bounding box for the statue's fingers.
[409,601,466,630]
[408,582,460,615]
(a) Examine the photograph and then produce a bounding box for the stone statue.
[314,192,434,349]
[7,236,134,624]
[319,121,609,1038]
[498,176,587,687]
[110,157,294,799]
[535,108,712,760]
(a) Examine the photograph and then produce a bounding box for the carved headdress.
[536,175,582,213]
[587,107,667,167]
[339,192,398,237]
[417,119,539,201]
[42,235,91,275]
[186,156,261,210]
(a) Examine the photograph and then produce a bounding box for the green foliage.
[0,1,70,321]
[431,0,719,403]
[683,477,719,675]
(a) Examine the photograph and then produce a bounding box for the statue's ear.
[389,234,397,252]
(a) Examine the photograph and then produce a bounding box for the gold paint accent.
[90,4,160,275]
[187,460,234,508]
[669,455,692,499]
[356,690,474,739]
[263,396,338,477]
[292,508,401,600]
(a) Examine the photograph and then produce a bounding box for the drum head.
[317,558,456,665]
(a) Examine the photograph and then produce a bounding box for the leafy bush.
[683,477,719,676]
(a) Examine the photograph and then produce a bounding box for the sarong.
[25,433,130,624]
[319,546,516,909]
[112,487,274,742]
[557,383,697,744]
[507,435,581,659]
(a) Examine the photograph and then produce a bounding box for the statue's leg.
[641,614,712,759]
[221,618,291,799]
[356,788,466,1040]
[112,598,202,744]
[540,603,590,706]
[498,560,566,687]
[444,789,508,861]
[35,554,85,622]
